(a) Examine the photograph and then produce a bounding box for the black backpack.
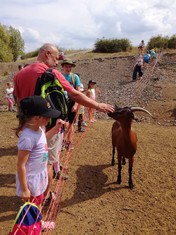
[34,68,68,127]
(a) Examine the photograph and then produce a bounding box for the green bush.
[147,35,169,50]
[94,38,132,53]
[168,35,176,49]
[21,49,39,60]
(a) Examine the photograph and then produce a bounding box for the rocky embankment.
[0,52,175,125]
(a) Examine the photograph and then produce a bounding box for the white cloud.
[0,0,176,52]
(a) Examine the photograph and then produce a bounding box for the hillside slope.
[0,51,176,234]
[1,51,175,125]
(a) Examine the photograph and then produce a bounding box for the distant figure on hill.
[132,55,143,81]
[150,49,157,60]
[138,40,145,54]
[143,51,151,64]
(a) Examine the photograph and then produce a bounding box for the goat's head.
[108,106,134,121]
[108,105,153,121]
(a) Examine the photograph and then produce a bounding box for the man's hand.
[96,103,114,113]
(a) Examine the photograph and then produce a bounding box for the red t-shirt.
[14,62,73,100]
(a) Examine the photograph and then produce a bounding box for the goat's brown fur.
[111,119,137,189]
[108,106,153,189]
[109,108,137,189]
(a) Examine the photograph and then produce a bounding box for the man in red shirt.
[14,43,114,203]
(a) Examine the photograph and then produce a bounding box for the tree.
[168,35,176,49]
[0,24,13,62]
[8,26,24,61]
[94,38,132,53]
[0,24,24,62]
[147,35,168,50]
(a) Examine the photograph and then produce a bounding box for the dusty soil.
[0,52,176,235]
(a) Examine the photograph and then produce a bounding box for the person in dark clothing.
[132,55,143,81]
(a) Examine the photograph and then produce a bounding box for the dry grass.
[0,48,139,77]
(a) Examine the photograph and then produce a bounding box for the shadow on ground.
[61,163,127,209]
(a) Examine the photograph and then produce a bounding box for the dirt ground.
[0,52,176,235]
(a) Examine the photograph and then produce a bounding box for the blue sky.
[0,0,176,52]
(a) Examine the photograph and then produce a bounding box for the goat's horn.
[130,107,153,117]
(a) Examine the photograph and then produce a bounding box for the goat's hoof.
[129,184,133,190]
[117,179,121,184]
[111,161,115,166]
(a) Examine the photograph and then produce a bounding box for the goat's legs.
[128,156,134,189]
[117,155,122,184]
[122,156,126,165]
[111,145,115,166]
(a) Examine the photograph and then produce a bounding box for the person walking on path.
[132,55,143,81]
[143,51,151,64]
[138,40,145,54]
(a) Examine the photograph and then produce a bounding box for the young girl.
[15,95,65,207]
[6,82,15,111]
[86,80,97,122]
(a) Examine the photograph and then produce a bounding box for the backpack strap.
[34,68,55,96]
[70,72,76,88]
[46,68,52,73]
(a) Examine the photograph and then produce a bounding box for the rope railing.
[42,107,94,234]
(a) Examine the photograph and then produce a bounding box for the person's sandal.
[60,173,69,180]
[43,192,55,206]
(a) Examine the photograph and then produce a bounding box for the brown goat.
[108,106,153,189]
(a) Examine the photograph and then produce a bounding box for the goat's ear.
[133,116,141,122]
